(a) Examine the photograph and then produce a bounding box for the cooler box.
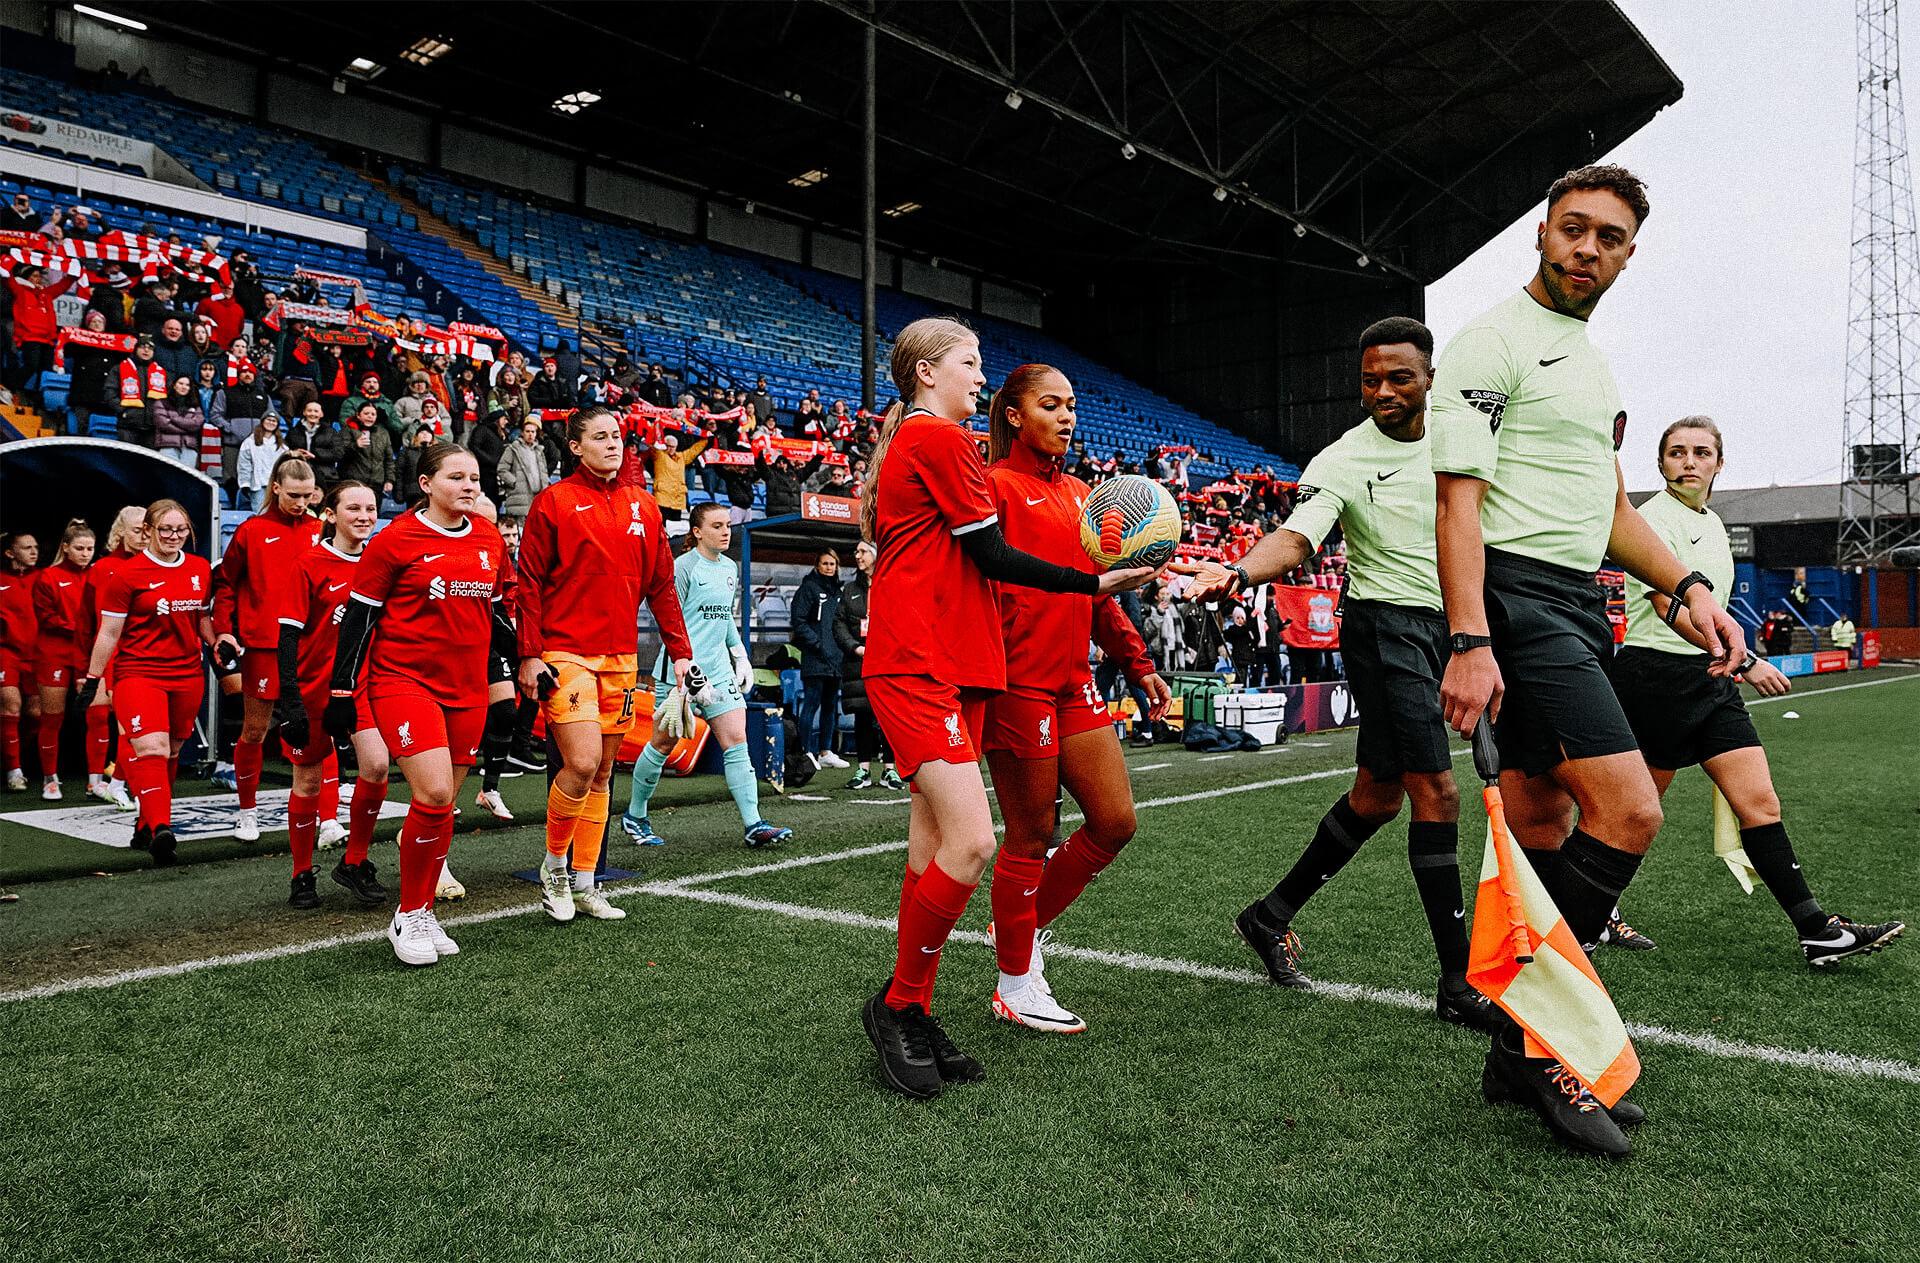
[744,702,785,785]
[1213,690,1287,745]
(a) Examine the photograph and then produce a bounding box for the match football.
[0,2,1915,1260]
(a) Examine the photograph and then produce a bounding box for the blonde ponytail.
[857,315,978,544]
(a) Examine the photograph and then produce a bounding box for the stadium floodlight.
[787,169,829,188]
[341,55,385,82]
[1120,142,1137,160]
[552,90,602,115]
[882,200,922,218]
[1293,222,1307,238]
[73,5,146,31]
[1004,90,1023,110]
[1355,254,1370,267]
[744,201,756,215]
[1212,186,1229,202]
[400,36,453,67]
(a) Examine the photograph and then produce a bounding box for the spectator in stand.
[133,279,178,338]
[393,425,440,503]
[719,446,759,525]
[235,414,286,510]
[818,463,857,499]
[87,263,136,334]
[339,403,396,507]
[415,396,448,441]
[639,363,673,408]
[116,334,165,447]
[610,356,641,397]
[213,357,275,492]
[4,261,76,396]
[228,249,267,329]
[66,311,121,430]
[498,418,550,518]
[488,347,529,390]
[488,364,530,431]
[0,192,38,232]
[341,371,399,444]
[196,287,244,350]
[790,550,846,767]
[834,539,904,789]
[314,343,351,420]
[1762,608,1795,658]
[285,399,344,486]
[151,317,198,384]
[273,322,318,419]
[795,389,826,436]
[395,371,434,429]
[747,376,775,425]
[527,357,575,410]
[151,374,205,469]
[194,358,222,419]
[649,430,710,523]
[467,407,509,503]
[1146,584,1185,672]
[552,338,582,386]
[449,365,484,436]
[757,446,823,519]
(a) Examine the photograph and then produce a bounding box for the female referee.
[79,501,215,867]
[327,444,511,966]
[211,455,322,842]
[78,507,147,810]
[981,363,1170,1034]
[273,480,390,912]
[622,500,791,850]
[1607,416,1903,967]
[32,519,96,800]
[0,530,40,791]
[515,406,693,925]
[859,316,1157,1099]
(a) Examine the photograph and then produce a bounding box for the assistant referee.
[1430,164,1747,1157]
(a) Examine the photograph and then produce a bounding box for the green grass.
[3,671,1918,1262]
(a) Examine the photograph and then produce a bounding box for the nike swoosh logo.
[1376,469,1400,482]
[1022,887,1039,896]
[1790,862,1800,870]
[1452,909,1465,919]
[1025,496,1046,506]
[265,536,281,544]
[574,504,593,512]
[422,553,446,563]
[57,581,73,588]
[1690,536,1702,545]
[148,581,165,589]
[327,583,348,593]
[918,945,940,954]
[1538,356,1569,367]
[1807,928,1856,949]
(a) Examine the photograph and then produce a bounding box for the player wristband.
[330,688,354,699]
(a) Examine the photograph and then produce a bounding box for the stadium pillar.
[861,4,877,411]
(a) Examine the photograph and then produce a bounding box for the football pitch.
[3,669,1917,1262]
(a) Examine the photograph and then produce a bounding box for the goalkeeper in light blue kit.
[622,503,793,849]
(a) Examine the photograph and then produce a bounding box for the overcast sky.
[1425,1,1890,493]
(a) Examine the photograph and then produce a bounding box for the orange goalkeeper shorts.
[541,652,642,735]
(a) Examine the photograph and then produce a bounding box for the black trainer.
[1802,915,1905,967]
[1481,1027,1630,1157]
[1234,901,1309,989]
[1481,1034,1645,1126]
[921,1009,986,1084]
[506,739,546,772]
[1436,975,1501,1034]
[130,823,151,852]
[332,858,387,906]
[150,826,178,867]
[1600,912,1657,951]
[861,986,942,1099]
[289,867,321,910]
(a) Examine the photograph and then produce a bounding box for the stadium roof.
[106,0,1681,286]
[1707,483,1916,527]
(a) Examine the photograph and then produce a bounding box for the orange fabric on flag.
[1466,784,1640,1108]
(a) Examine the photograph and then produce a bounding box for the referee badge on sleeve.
[1461,389,1508,433]
[1612,411,1629,451]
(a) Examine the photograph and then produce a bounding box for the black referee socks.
[1262,795,1387,925]
[1554,830,1644,953]
[1408,821,1469,976]
[1740,821,1828,935]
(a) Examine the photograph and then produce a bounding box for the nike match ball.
[1080,475,1181,571]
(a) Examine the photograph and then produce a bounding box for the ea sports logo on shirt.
[945,713,964,747]
[428,575,448,601]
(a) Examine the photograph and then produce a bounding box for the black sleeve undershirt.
[955,521,1101,595]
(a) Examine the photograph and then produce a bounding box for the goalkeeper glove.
[729,644,754,694]
[276,695,310,750]
[75,675,101,709]
[213,640,243,675]
[322,692,358,741]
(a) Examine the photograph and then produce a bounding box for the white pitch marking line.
[1198,754,1236,762]
[636,882,1920,1087]
[1133,762,1171,771]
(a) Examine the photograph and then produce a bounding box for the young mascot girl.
[79,502,215,866]
[273,481,391,912]
[515,406,693,923]
[328,445,511,966]
[981,364,1171,1033]
[32,520,96,800]
[859,317,1155,1099]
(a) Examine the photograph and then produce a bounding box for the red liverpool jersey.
[988,443,1152,689]
[0,568,37,658]
[865,411,1005,690]
[82,550,135,649]
[351,510,505,704]
[279,539,364,696]
[514,467,691,661]
[212,504,325,648]
[97,550,214,682]
[33,558,91,643]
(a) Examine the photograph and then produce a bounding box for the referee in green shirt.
[1177,318,1496,1035]
[1430,164,1747,1156]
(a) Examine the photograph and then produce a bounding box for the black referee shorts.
[1483,548,1639,778]
[1608,645,1761,770]
[1341,598,1453,778]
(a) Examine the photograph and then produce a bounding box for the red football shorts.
[370,683,484,767]
[0,649,34,691]
[34,634,84,688]
[865,674,990,781]
[240,645,280,702]
[283,685,372,766]
[113,674,205,743]
[983,673,1113,759]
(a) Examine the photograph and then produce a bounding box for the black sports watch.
[1671,571,1713,602]
[1226,564,1252,595]
[1449,632,1494,655]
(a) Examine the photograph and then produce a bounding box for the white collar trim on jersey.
[320,538,363,562]
[413,508,474,539]
[140,548,186,567]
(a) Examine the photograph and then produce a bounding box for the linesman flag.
[1465,719,1640,1107]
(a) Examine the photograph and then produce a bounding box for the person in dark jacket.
[790,550,845,767]
[466,407,509,503]
[551,339,582,387]
[284,399,346,486]
[337,403,396,506]
[65,310,121,428]
[133,280,181,338]
[526,356,576,410]
[86,265,137,334]
[151,317,199,384]
[638,363,673,408]
[832,539,903,789]
[149,373,204,467]
[758,449,823,518]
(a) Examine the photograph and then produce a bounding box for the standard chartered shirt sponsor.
[653,550,741,678]
[1623,491,1734,655]
[1283,417,1443,611]
[1429,289,1627,574]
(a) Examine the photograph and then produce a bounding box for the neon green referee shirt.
[1429,290,1627,574]
[1283,417,1442,612]
[1623,490,1733,654]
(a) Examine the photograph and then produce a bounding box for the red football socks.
[125,753,171,828]
[989,850,1046,976]
[885,859,978,1012]
[85,706,110,775]
[287,791,318,875]
[396,802,454,912]
[233,738,263,809]
[345,776,386,866]
[897,863,921,929]
[1,713,19,771]
[1034,828,1124,930]
[36,712,62,777]
[316,750,341,826]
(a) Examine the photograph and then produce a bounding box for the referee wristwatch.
[1225,564,1253,595]
[1449,632,1494,655]
[1663,570,1714,627]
